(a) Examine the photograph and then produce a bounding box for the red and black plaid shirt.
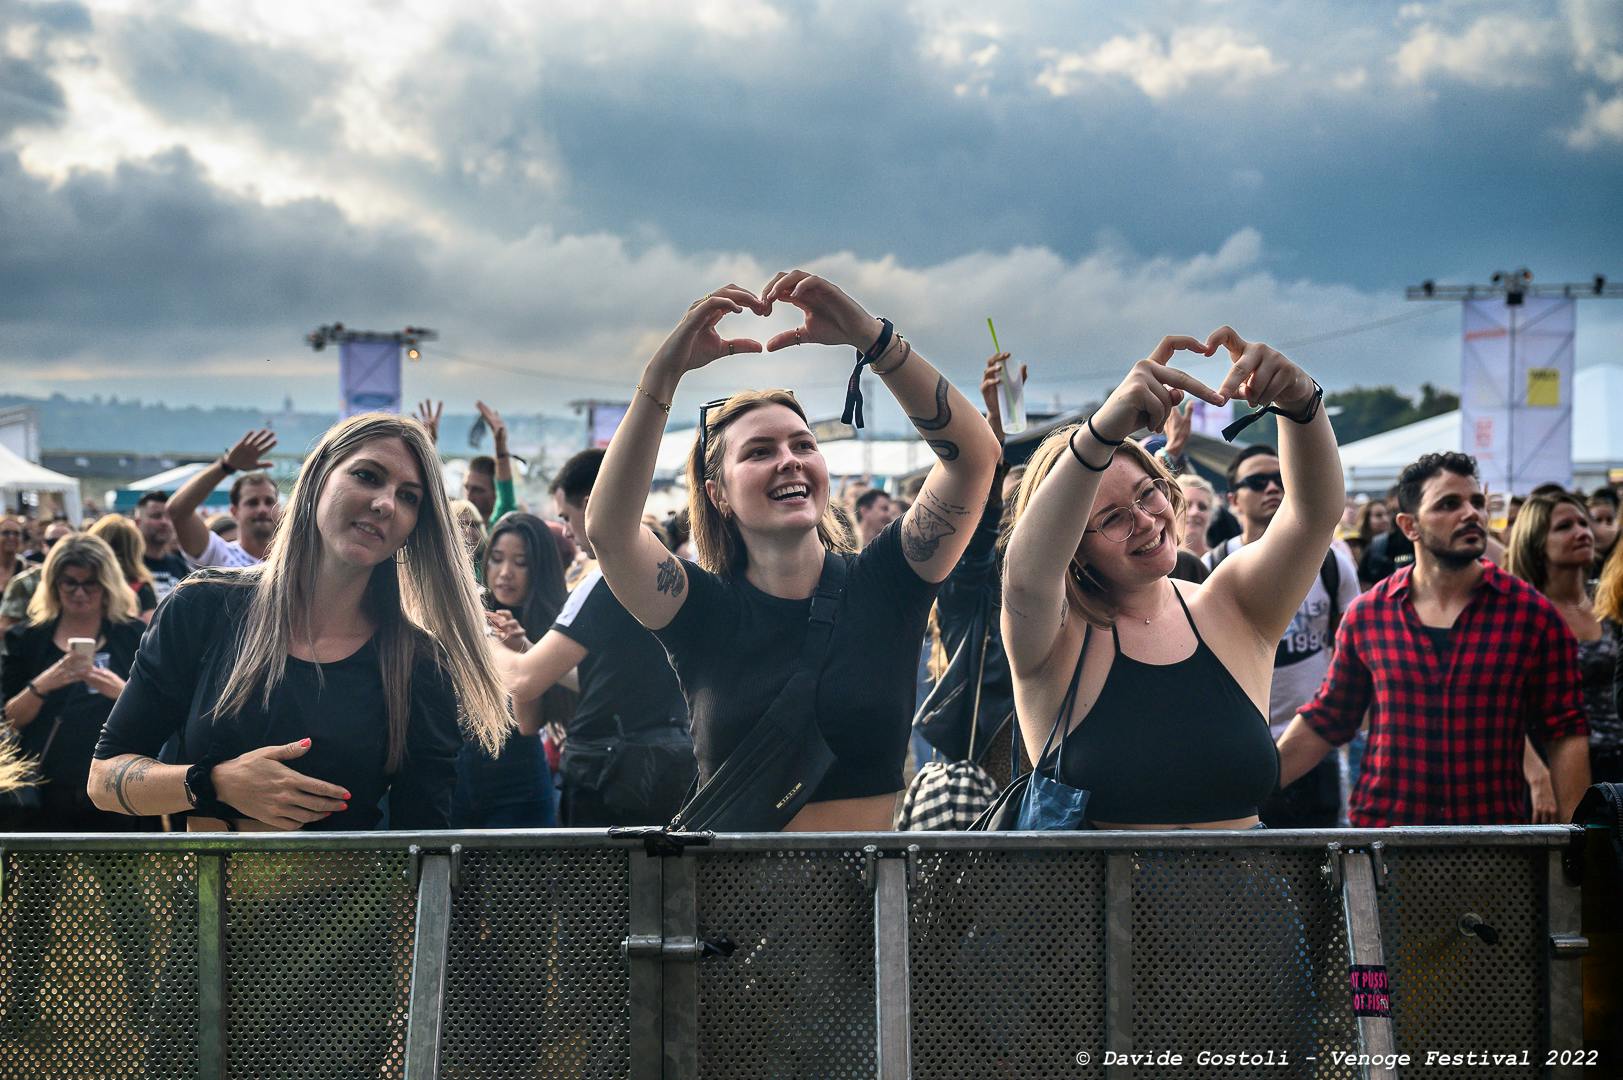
[1299,561,1586,827]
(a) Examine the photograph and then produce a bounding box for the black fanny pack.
[670,551,847,832]
[561,722,695,822]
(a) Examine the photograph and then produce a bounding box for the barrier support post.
[197,852,227,1080]
[403,853,453,1080]
[1337,847,1397,1080]
[873,853,912,1080]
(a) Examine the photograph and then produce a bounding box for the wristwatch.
[183,759,222,811]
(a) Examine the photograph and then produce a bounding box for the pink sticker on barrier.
[1348,964,1391,1018]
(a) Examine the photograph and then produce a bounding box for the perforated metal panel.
[0,850,197,1079]
[1379,846,1543,1078]
[224,851,415,1079]
[695,849,875,1079]
[908,848,1107,1079]
[1130,848,1359,1077]
[439,848,631,1079]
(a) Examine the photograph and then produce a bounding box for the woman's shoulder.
[164,572,251,614]
[3,617,50,649]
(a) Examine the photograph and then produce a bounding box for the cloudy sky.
[2,0,1620,423]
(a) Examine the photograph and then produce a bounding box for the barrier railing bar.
[1545,848,1587,1079]
[1337,848,1397,1080]
[626,851,664,1080]
[196,853,227,1080]
[661,856,699,1080]
[1104,852,1134,1079]
[402,853,453,1080]
[873,854,912,1079]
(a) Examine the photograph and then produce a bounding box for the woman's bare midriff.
[1090,816,1261,830]
[785,792,899,832]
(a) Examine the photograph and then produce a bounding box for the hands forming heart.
[650,271,883,377]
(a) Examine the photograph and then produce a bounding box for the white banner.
[1459,297,1574,494]
[339,340,403,417]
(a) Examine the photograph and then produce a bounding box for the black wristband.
[841,317,895,429]
[217,455,238,476]
[1220,379,1324,442]
[1085,414,1125,447]
[1069,427,1113,473]
[24,680,43,699]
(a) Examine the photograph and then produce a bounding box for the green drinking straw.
[987,317,1001,355]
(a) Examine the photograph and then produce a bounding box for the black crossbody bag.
[669,551,848,832]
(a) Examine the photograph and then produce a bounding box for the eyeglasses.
[1234,471,1285,493]
[59,579,103,596]
[0,530,21,540]
[1084,478,1172,543]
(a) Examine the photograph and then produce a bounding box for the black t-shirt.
[653,518,938,802]
[552,569,688,740]
[143,552,191,601]
[1,617,149,828]
[95,579,462,830]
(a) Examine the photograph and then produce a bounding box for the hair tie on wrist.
[1085,414,1125,447]
[1069,427,1112,473]
[841,318,894,429]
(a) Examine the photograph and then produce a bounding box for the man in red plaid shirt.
[1277,452,1590,825]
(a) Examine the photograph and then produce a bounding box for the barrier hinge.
[404,844,422,887]
[861,844,880,894]
[448,843,464,895]
[905,844,922,893]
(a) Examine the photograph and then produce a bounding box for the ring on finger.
[727,342,735,356]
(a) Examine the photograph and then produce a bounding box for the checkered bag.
[898,760,1000,831]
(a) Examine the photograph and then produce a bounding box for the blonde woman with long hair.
[587,273,1000,831]
[90,413,509,831]
[90,513,158,622]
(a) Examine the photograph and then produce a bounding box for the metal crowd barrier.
[0,828,1593,1079]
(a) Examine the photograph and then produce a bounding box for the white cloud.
[1393,14,1559,87]
[1036,26,1282,99]
[1332,67,1369,91]
[1566,91,1623,147]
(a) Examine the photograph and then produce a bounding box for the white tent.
[0,441,84,524]
[1340,363,1623,493]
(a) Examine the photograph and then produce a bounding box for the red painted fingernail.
[343,791,352,800]
[299,738,312,748]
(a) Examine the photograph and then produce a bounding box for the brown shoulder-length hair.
[90,514,154,589]
[206,413,511,769]
[685,389,855,576]
[1005,423,1185,631]
[1505,491,1590,593]
[27,533,138,625]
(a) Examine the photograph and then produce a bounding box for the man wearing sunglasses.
[1204,444,1361,827]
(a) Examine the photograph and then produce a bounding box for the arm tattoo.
[902,501,959,563]
[107,755,150,816]
[908,375,953,432]
[655,555,685,598]
[926,439,959,462]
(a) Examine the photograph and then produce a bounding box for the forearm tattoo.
[106,756,154,816]
[908,375,952,432]
[655,555,685,598]
[901,492,964,563]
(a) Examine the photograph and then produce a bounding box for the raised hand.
[223,429,277,473]
[759,271,881,353]
[212,738,350,830]
[649,285,768,376]
[414,399,443,446]
[484,609,529,652]
[979,351,1025,445]
[1206,326,1315,413]
[1164,397,1192,459]
[475,401,508,451]
[1091,337,1226,443]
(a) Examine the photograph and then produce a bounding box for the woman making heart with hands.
[587,272,1000,831]
[1001,328,1344,829]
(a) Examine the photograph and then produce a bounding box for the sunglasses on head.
[1235,471,1285,493]
[697,392,801,451]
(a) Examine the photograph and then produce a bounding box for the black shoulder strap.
[1320,549,1342,639]
[799,550,848,675]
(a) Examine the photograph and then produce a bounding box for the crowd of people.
[0,270,1616,837]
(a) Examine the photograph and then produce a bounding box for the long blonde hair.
[208,413,511,768]
[0,738,34,798]
[1505,491,1590,593]
[1006,424,1185,630]
[90,514,154,589]
[685,389,855,575]
[27,533,138,625]
[1596,532,1623,624]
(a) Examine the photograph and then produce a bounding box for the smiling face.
[1079,456,1179,588]
[486,531,531,608]
[705,404,829,540]
[314,435,424,570]
[1543,501,1595,569]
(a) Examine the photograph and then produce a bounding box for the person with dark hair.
[1201,442,1360,827]
[133,491,190,600]
[1506,492,1618,790]
[587,273,1001,831]
[1587,487,1618,576]
[1278,452,1591,825]
[166,430,282,568]
[464,402,519,526]
[459,513,564,828]
[852,487,898,547]
[1357,485,1414,587]
[1003,328,1341,829]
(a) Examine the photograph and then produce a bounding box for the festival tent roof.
[112,462,230,512]
[0,441,84,524]
[1339,363,1623,492]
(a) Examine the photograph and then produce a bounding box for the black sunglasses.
[1235,471,1285,493]
[697,392,801,452]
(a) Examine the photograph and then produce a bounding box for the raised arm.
[1001,339,1221,676]
[760,270,1001,584]
[1198,327,1344,644]
[167,430,276,559]
[585,285,769,630]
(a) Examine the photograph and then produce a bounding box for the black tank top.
[1040,586,1278,824]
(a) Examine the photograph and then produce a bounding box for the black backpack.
[1208,537,1343,639]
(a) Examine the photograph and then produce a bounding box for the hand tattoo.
[902,501,958,563]
[908,375,952,432]
[655,555,685,598]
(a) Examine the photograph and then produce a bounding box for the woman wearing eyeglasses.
[586,272,1000,831]
[1001,329,1344,829]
